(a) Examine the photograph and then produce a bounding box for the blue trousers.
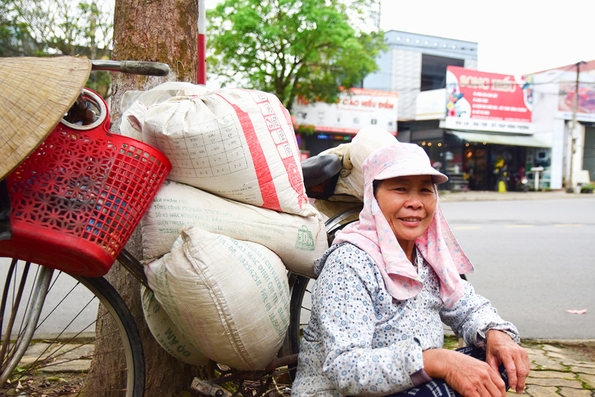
[386,346,509,397]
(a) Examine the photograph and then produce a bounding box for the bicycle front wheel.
[0,258,145,397]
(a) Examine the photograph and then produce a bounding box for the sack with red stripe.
[127,85,314,217]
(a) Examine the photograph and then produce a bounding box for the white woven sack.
[140,285,210,366]
[129,85,313,217]
[145,226,290,371]
[321,126,397,201]
[141,180,326,277]
[121,82,207,141]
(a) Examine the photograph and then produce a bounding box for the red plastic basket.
[0,89,171,277]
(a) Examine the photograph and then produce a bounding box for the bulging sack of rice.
[141,180,326,277]
[126,84,313,217]
[320,126,397,201]
[145,226,290,371]
[121,82,207,141]
[140,285,210,366]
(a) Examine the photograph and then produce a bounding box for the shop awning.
[447,131,551,148]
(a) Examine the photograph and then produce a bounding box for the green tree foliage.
[0,0,114,95]
[0,0,38,56]
[0,0,113,57]
[206,0,386,112]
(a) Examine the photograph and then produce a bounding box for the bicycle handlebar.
[91,60,170,76]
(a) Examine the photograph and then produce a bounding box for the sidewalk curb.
[523,339,595,346]
[521,338,595,349]
[439,190,594,202]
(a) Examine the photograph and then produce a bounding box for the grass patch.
[443,335,460,350]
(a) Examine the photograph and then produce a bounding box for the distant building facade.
[363,30,553,191]
[293,29,593,191]
[363,30,478,124]
[529,61,595,190]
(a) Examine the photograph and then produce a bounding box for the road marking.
[450,224,585,229]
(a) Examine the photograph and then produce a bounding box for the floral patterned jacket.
[291,243,519,397]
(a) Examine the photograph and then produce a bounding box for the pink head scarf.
[333,142,474,308]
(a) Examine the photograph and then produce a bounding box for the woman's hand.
[423,348,507,397]
[485,330,530,394]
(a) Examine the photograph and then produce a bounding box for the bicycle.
[0,57,361,397]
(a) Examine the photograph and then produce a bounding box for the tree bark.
[86,0,202,395]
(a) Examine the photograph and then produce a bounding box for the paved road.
[440,192,595,340]
[0,259,98,336]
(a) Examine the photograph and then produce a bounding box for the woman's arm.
[312,247,424,396]
[439,281,529,394]
[440,280,520,345]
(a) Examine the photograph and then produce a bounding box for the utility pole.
[568,61,584,189]
[197,0,207,84]
[377,0,382,31]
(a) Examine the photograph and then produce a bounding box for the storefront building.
[292,30,476,159]
[292,29,594,191]
[292,87,398,157]
[408,66,551,191]
[358,30,566,191]
[530,60,595,190]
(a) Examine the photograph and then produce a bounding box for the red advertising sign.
[445,66,533,133]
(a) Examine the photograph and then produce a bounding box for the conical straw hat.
[0,56,92,180]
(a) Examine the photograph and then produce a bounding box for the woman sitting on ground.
[292,142,529,397]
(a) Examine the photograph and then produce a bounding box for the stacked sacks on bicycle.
[125,83,328,276]
[121,82,328,370]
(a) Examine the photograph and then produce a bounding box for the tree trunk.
[85,0,201,395]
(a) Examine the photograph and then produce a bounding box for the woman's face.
[375,175,437,250]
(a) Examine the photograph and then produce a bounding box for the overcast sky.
[378,0,595,76]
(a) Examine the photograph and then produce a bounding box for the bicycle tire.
[287,274,313,358]
[0,258,145,397]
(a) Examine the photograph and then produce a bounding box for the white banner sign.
[292,88,398,134]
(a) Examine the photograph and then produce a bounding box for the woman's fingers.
[486,352,517,391]
[455,370,506,397]
[511,351,530,393]
[424,348,511,397]
[485,330,530,394]
[444,353,506,397]
[482,369,507,397]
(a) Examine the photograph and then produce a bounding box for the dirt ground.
[0,372,85,397]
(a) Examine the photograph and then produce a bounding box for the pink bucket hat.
[371,142,448,185]
[334,142,473,308]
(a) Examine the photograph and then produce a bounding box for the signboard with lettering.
[444,66,533,133]
[292,88,398,135]
[557,61,595,121]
